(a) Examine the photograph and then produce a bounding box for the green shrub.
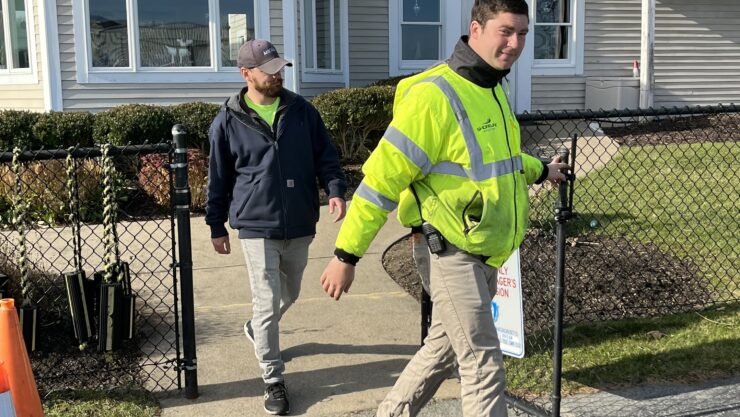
[0,159,106,225]
[32,111,96,148]
[366,73,419,87]
[170,102,220,153]
[93,104,174,145]
[0,110,41,150]
[312,86,394,163]
[138,149,208,211]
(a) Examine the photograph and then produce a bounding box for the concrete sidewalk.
[157,205,739,417]
[158,206,461,416]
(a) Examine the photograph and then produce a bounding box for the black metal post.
[0,273,8,299]
[172,124,199,399]
[552,146,574,417]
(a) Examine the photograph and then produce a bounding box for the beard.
[254,79,283,98]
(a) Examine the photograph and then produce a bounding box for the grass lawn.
[510,141,740,396]
[43,386,159,417]
[505,303,739,396]
[565,141,738,295]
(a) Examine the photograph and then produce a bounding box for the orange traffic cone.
[1,360,17,416]
[0,299,44,417]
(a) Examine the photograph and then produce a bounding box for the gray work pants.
[240,236,313,384]
[377,235,507,417]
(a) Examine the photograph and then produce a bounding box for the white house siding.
[532,0,740,111]
[269,0,284,54]
[295,0,343,98]
[56,0,248,112]
[348,0,388,87]
[653,0,740,107]
[0,0,45,111]
[531,76,586,111]
[531,0,641,111]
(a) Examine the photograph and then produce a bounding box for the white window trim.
[72,0,270,84]
[299,0,348,85]
[530,0,584,76]
[389,0,460,76]
[0,0,38,85]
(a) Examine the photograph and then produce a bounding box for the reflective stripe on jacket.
[336,62,544,268]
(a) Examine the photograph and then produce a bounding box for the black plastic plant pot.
[98,282,123,352]
[63,271,94,345]
[88,272,104,324]
[0,272,8,299]
[18,300,37,353]
[120,293,136,341]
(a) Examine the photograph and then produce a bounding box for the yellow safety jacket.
[336,41,545,268]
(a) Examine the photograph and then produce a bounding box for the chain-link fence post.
[172,125,199,399]
[552,140,576,417]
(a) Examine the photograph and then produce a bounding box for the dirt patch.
[382,229,710,330]
[603,113,740,146]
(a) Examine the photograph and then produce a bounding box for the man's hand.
[546,155,571,185]
[328,197,347,223]
[211,236,231,254]
[320,257,355,300]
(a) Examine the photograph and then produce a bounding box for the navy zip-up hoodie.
[205,86,346,240]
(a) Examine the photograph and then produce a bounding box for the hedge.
[311,86,394,163]
[0,110,40,149]
[93,104,175,145]
[33,111,96,148]
[169,102,220,152]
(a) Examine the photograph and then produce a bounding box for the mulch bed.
[382,229,711,331]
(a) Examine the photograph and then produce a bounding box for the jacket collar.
[226,86,299,117]
[448,36,510,88]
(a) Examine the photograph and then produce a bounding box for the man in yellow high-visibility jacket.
[320,0,568,415]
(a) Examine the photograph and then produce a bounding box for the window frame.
[0,0,38,85]
[72,0,270,84]
[389,0,460,77]
[530,0,584,76]
[299,0,348,84]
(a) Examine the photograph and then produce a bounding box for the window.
[1,0,35,83]
[401,0,441,62]
[76,0,266,83]
[389,0,460,76]
[300,0,347,83]
[531,0,584,75]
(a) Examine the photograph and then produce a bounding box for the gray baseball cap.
[237,39,292,74]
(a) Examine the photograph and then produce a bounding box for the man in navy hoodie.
[206,39,347,416]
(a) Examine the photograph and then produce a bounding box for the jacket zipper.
[228,107,290,239]
[491,87,518,252]
[273,110,289,239]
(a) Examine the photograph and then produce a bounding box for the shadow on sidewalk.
[190,357,412,410]
[282,342,418,362]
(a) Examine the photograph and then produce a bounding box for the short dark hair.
[471,0,529,26]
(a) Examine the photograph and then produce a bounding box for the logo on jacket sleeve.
[476,118,498,133]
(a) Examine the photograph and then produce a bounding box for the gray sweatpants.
[377,234,507,417]
[240,236,313,384]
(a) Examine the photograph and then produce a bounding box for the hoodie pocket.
[234,177,261,219]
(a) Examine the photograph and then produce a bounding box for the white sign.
[492,248,525,358]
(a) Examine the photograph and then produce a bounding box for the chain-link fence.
[0,144,183,394]
[501,105,740,416]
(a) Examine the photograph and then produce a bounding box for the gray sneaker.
[244,320,255,345]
